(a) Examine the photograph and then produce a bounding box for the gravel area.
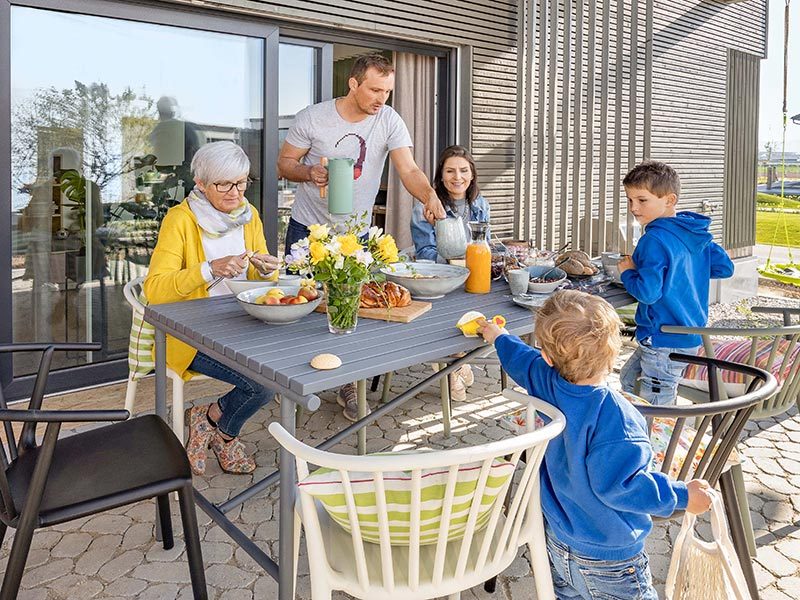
[708,295,800,328]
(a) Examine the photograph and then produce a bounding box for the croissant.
[360,281,412,308]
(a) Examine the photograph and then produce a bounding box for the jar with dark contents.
[491,252,507,280]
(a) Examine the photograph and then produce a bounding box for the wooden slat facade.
[169,0,522,237]
[166,0,765,246]
[724,49,760,251]
[516,0,767,253]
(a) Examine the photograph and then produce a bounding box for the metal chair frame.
[635,352,776,600]
[0,343,207,600]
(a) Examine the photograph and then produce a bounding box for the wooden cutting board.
[315,300,432,323]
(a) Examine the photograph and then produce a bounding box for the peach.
[279,296,294,304]
[298,287,318,301]
[265,296,280,305]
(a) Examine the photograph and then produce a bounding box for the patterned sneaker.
[210,432,256,474]
[186,405,216,476]
[449,371,467,402]
[458,364,475,387]
[337,383,369,423]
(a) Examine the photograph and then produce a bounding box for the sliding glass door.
[2,0,278,397]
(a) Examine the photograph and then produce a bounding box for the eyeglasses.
[213,179,250,193]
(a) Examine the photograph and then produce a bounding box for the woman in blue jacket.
[411,145,490,263]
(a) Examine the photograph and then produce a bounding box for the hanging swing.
[758,0,800,285]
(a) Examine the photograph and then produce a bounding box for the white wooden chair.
[123,276,209,443]
[269,388,565,600]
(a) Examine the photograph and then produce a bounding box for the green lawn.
[756,210,800,247]
[757,192,800,209]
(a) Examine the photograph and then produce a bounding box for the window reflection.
[278,43,317,252]
[10,6,263,376]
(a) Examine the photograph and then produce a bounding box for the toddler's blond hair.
[534,290,622,384]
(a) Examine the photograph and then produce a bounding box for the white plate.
[512,294,550,310]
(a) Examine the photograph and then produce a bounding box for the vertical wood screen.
[515,0,767,253]
[516,0,649,254]
[723,49,759,251]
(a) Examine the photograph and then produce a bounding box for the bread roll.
[360,281,412,308]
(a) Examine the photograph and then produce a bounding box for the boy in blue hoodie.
[618,161,734,405]
[477,291,712,600]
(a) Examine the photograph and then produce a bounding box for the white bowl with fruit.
[236,283,323,324]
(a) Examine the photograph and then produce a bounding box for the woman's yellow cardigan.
[143,200,269,380]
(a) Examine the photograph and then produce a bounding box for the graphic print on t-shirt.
[335,133,367,180]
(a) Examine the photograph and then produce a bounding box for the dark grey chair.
[634,352,776,600]
[0,343,207,599]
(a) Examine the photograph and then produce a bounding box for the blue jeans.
[545,527,658,600]
[285,217,310,258]
[188,351,273,438]
[620,340,699,406]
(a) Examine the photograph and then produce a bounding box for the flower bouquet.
[284,215,401,334]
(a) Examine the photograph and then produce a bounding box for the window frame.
[0,0,460,400]
[0,0,279,398]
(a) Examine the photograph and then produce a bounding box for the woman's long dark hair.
[432,145,479,211]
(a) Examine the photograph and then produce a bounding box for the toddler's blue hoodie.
[495,334,688,560]
[620,211,734,348]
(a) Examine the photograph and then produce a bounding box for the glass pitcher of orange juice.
[465,221,491,293]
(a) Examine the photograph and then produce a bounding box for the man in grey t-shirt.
[278,54,445,255]
[277,54,446,422]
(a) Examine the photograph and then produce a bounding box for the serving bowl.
[236,285,323,324]
[526,265,567,294]
[226,274,305,296]
[226,279,276,296]
[380,262,470,300]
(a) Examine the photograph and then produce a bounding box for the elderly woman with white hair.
[144,141,280,475]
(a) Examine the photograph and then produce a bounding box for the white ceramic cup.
[507,269,530,296]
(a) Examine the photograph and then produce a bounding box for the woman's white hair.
[191,141,250,184]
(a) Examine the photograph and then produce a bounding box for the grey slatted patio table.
[144,280,634,600]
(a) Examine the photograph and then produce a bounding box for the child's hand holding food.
[476,318,506,344]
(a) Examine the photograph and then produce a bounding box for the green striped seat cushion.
[128,292,155,380]
[298,458,515,546]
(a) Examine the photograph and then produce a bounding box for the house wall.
[650,0,767,246]
[167,0,522,237]
[517,0,768,253]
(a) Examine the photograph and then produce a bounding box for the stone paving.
[2,348,800,599]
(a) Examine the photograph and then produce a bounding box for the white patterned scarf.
[187,187,252,238]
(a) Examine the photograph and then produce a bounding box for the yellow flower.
[309,241,329,265]
[308,223,330,241]
[376,235,399,263]
[337,234,362,257]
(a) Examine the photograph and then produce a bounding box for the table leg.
[438,363,452,438]
[154,328,167,421]
[154,327,167,542]
[278,396,297,600]
[380,372,394,404]
[357,379,367,455]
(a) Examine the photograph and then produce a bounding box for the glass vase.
[324,281,363,334]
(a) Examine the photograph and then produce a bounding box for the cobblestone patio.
[2,347,800,599]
